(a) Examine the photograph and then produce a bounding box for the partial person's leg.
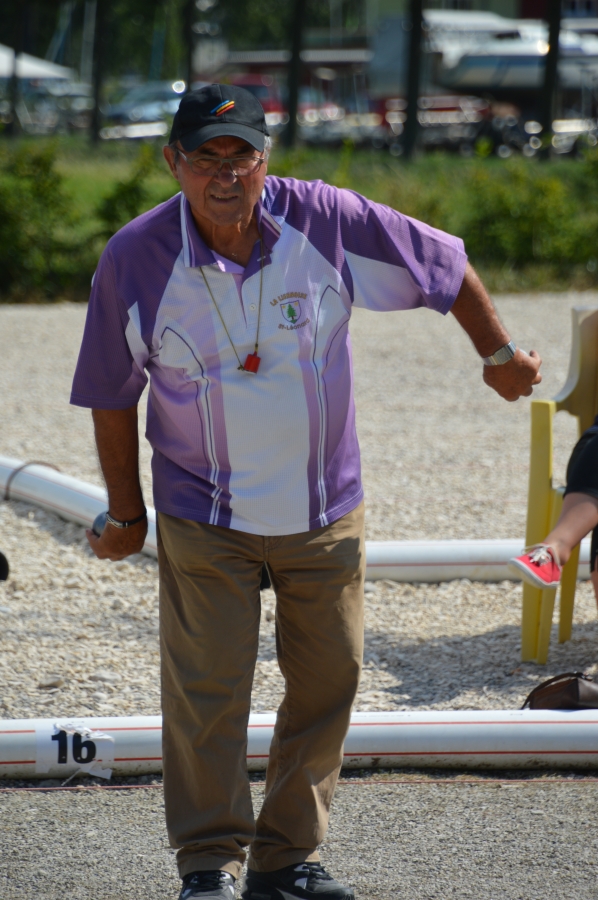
[158,513,264,879]
[543,492,598,566]
[248,502,365,873]
[510,430,598,588]
[555,429,598,564]
[591,527,598,610]
[566,430,598,609]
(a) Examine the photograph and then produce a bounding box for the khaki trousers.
[157,502,365,880]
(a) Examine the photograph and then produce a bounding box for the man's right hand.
[86,519,148,561]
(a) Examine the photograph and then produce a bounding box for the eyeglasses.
[176,149,266,177]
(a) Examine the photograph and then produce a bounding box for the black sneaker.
[180,870,236,900]
[241,862,354,900]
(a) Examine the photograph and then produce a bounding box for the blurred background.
[3,0,598,299]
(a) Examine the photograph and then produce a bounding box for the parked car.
[378,94,493,155]
[14,83,60,135]
[48,81,94,132]
[229,74,288,131]
[102,80,186,126]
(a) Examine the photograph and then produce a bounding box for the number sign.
[36,721,114,778]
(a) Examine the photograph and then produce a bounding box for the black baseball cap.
[169,83,269,152]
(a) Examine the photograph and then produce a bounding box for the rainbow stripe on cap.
[211,100,235,117]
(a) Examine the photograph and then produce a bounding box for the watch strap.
[106,510,147,529]
[482,340,516,366]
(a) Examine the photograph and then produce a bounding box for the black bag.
[521,672,598,710]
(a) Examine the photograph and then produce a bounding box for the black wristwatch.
[106,510,147,529]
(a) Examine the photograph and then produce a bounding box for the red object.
[508,544,562,589]
[229,74,283,115]
[244,353,261,373]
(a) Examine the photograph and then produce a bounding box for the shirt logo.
[281,300,301,324]
[211,100,235,116]
[271,291,311,331]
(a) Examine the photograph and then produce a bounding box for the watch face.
[483,342,515,366]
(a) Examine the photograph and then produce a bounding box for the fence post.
[90,0,106,144]
[539,0,561,155]
[403,0,423,160]
[284,0,307,148]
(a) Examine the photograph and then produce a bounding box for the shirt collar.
[180,193,213,268]
[180,192,282,269]
[255,199,283,254]
[211,251,245,275]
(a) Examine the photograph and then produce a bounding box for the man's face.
[163,135,268,229]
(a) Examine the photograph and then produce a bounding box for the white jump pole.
[2,711,598,780]
[0,456,591,582]
[364,538,590,582]
[0,456,158,556]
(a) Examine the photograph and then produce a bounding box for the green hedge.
[448,160,598,266]
[0,142,172,301]
[1,140,598,301]
[0,144,88,299]
[269,146,598,291]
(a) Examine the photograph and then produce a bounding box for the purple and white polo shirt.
[71,176,467,536]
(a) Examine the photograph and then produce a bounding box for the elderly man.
[71,84,541,900]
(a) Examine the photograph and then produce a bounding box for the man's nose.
[213,163,238,185]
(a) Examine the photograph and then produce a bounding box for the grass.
[53,138,178,238]
[3,133,598,299]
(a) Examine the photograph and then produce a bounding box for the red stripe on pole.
[104,727,162,732]
[0,730,36,735]
[344,749,598,757]
[113,757,162,762]
[346,720,598,727]
[0,760,35,765]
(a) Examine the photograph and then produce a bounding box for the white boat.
[425,10,598,93]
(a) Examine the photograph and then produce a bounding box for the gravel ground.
[1,293,597,721]
[2,293,598,900]
[2,776,598,900]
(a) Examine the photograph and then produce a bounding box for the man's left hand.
[483,348,542,402]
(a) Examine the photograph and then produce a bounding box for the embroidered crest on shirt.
[270,291,307,307]
[269,291,310,331]
[281,300,301,323]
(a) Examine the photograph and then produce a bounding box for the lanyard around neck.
[199,233,264,374]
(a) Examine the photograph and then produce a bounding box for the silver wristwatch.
[482,340,516,366]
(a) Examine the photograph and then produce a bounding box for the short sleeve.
[338,188,467,315]
[70,246,149,409]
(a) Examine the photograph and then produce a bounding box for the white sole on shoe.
[508,557,561,589]
[242,887,354,900]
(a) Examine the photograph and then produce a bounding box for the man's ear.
[163,145,180,182]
